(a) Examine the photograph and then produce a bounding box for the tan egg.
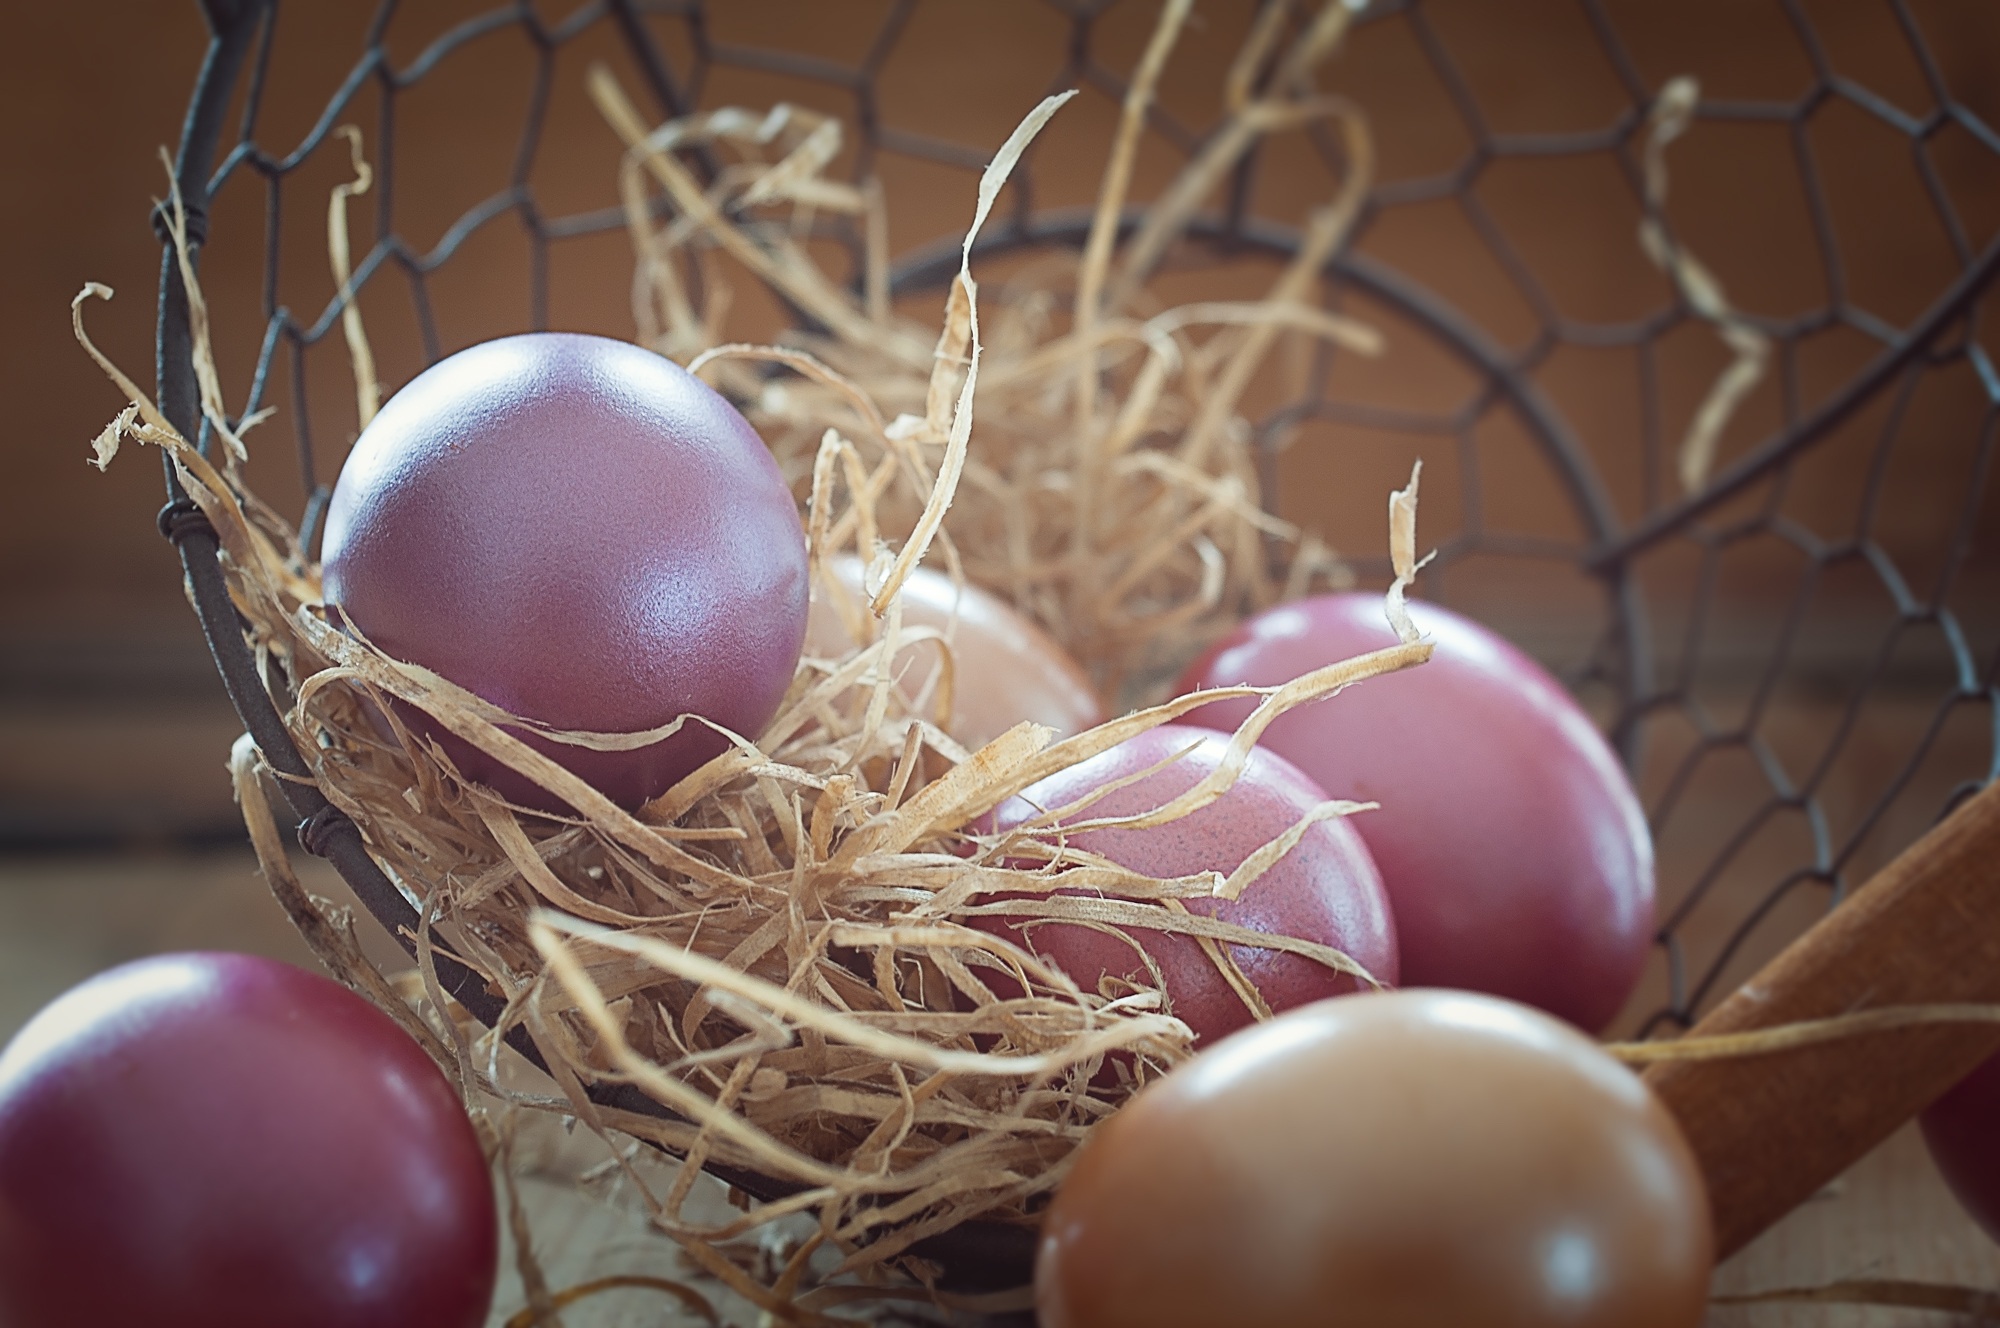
[805,555,1104,747]
[1036,989,1714,1328]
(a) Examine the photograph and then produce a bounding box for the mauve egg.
[0,953,496,1328]
[980,723,1396,1046]
[1177,593,1654,1033]
[1921,1047,2000,1245]
[804,554,1104,747]
[322,333,808,812]
[1036,989,1713,1328]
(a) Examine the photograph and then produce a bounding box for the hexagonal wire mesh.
[156,0,1997,1078]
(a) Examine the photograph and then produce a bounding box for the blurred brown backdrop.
[5,0,1997,833]
[2,1,1998,1036]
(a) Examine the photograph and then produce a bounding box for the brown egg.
[805,554,1103,746]
[1036,989,1713,1328]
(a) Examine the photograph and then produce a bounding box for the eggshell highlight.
[0,953,497,1328]
[323,333,809,812]
[1036,989,1713,1328]
[1179,593,1654,1032]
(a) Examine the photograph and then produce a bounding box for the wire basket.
[147,0,2000,1292]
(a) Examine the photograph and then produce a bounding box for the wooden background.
[4,0,1998,849]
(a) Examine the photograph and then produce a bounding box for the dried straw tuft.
[81,1,1438,1307]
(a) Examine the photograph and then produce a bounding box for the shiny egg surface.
[323,332,809,811]
[1179,593,1654,1032]
[1036,988,1713,1328]
[0,953,497,1328]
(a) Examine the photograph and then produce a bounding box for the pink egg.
[1921,1048,2000,1245]
[1176,593,1653,1033]
[980,723,1397,1047]
[805,554,1104,747]
[323,333,808,812]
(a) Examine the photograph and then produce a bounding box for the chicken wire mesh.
[153,0,1998,1068]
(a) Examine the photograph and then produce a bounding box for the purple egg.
[0,953,496,1328]
[1176,594,1654,1034]
[980,724,1398,1047]
[1921,1048,2000,1245]
[323,333,809,811]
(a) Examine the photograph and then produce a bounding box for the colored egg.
[1177,593,1654,1032]
[0,953,496,1328]
[1036,989,1714,1328]
[805,554,1104,747]
[980,723,1396,1047]
[323,332,809,812]
[1921,1047,2000,1245]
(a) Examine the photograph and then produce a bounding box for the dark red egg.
[1921,1047,2000,1244]
[980,723,1396,1046]
[1177,593,1653,1033]
[0,953,496,1328]
[323,332,809,812]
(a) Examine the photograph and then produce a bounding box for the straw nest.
[77,0,1446,1310]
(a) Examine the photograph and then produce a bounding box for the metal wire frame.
[151,0,2000,1279]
